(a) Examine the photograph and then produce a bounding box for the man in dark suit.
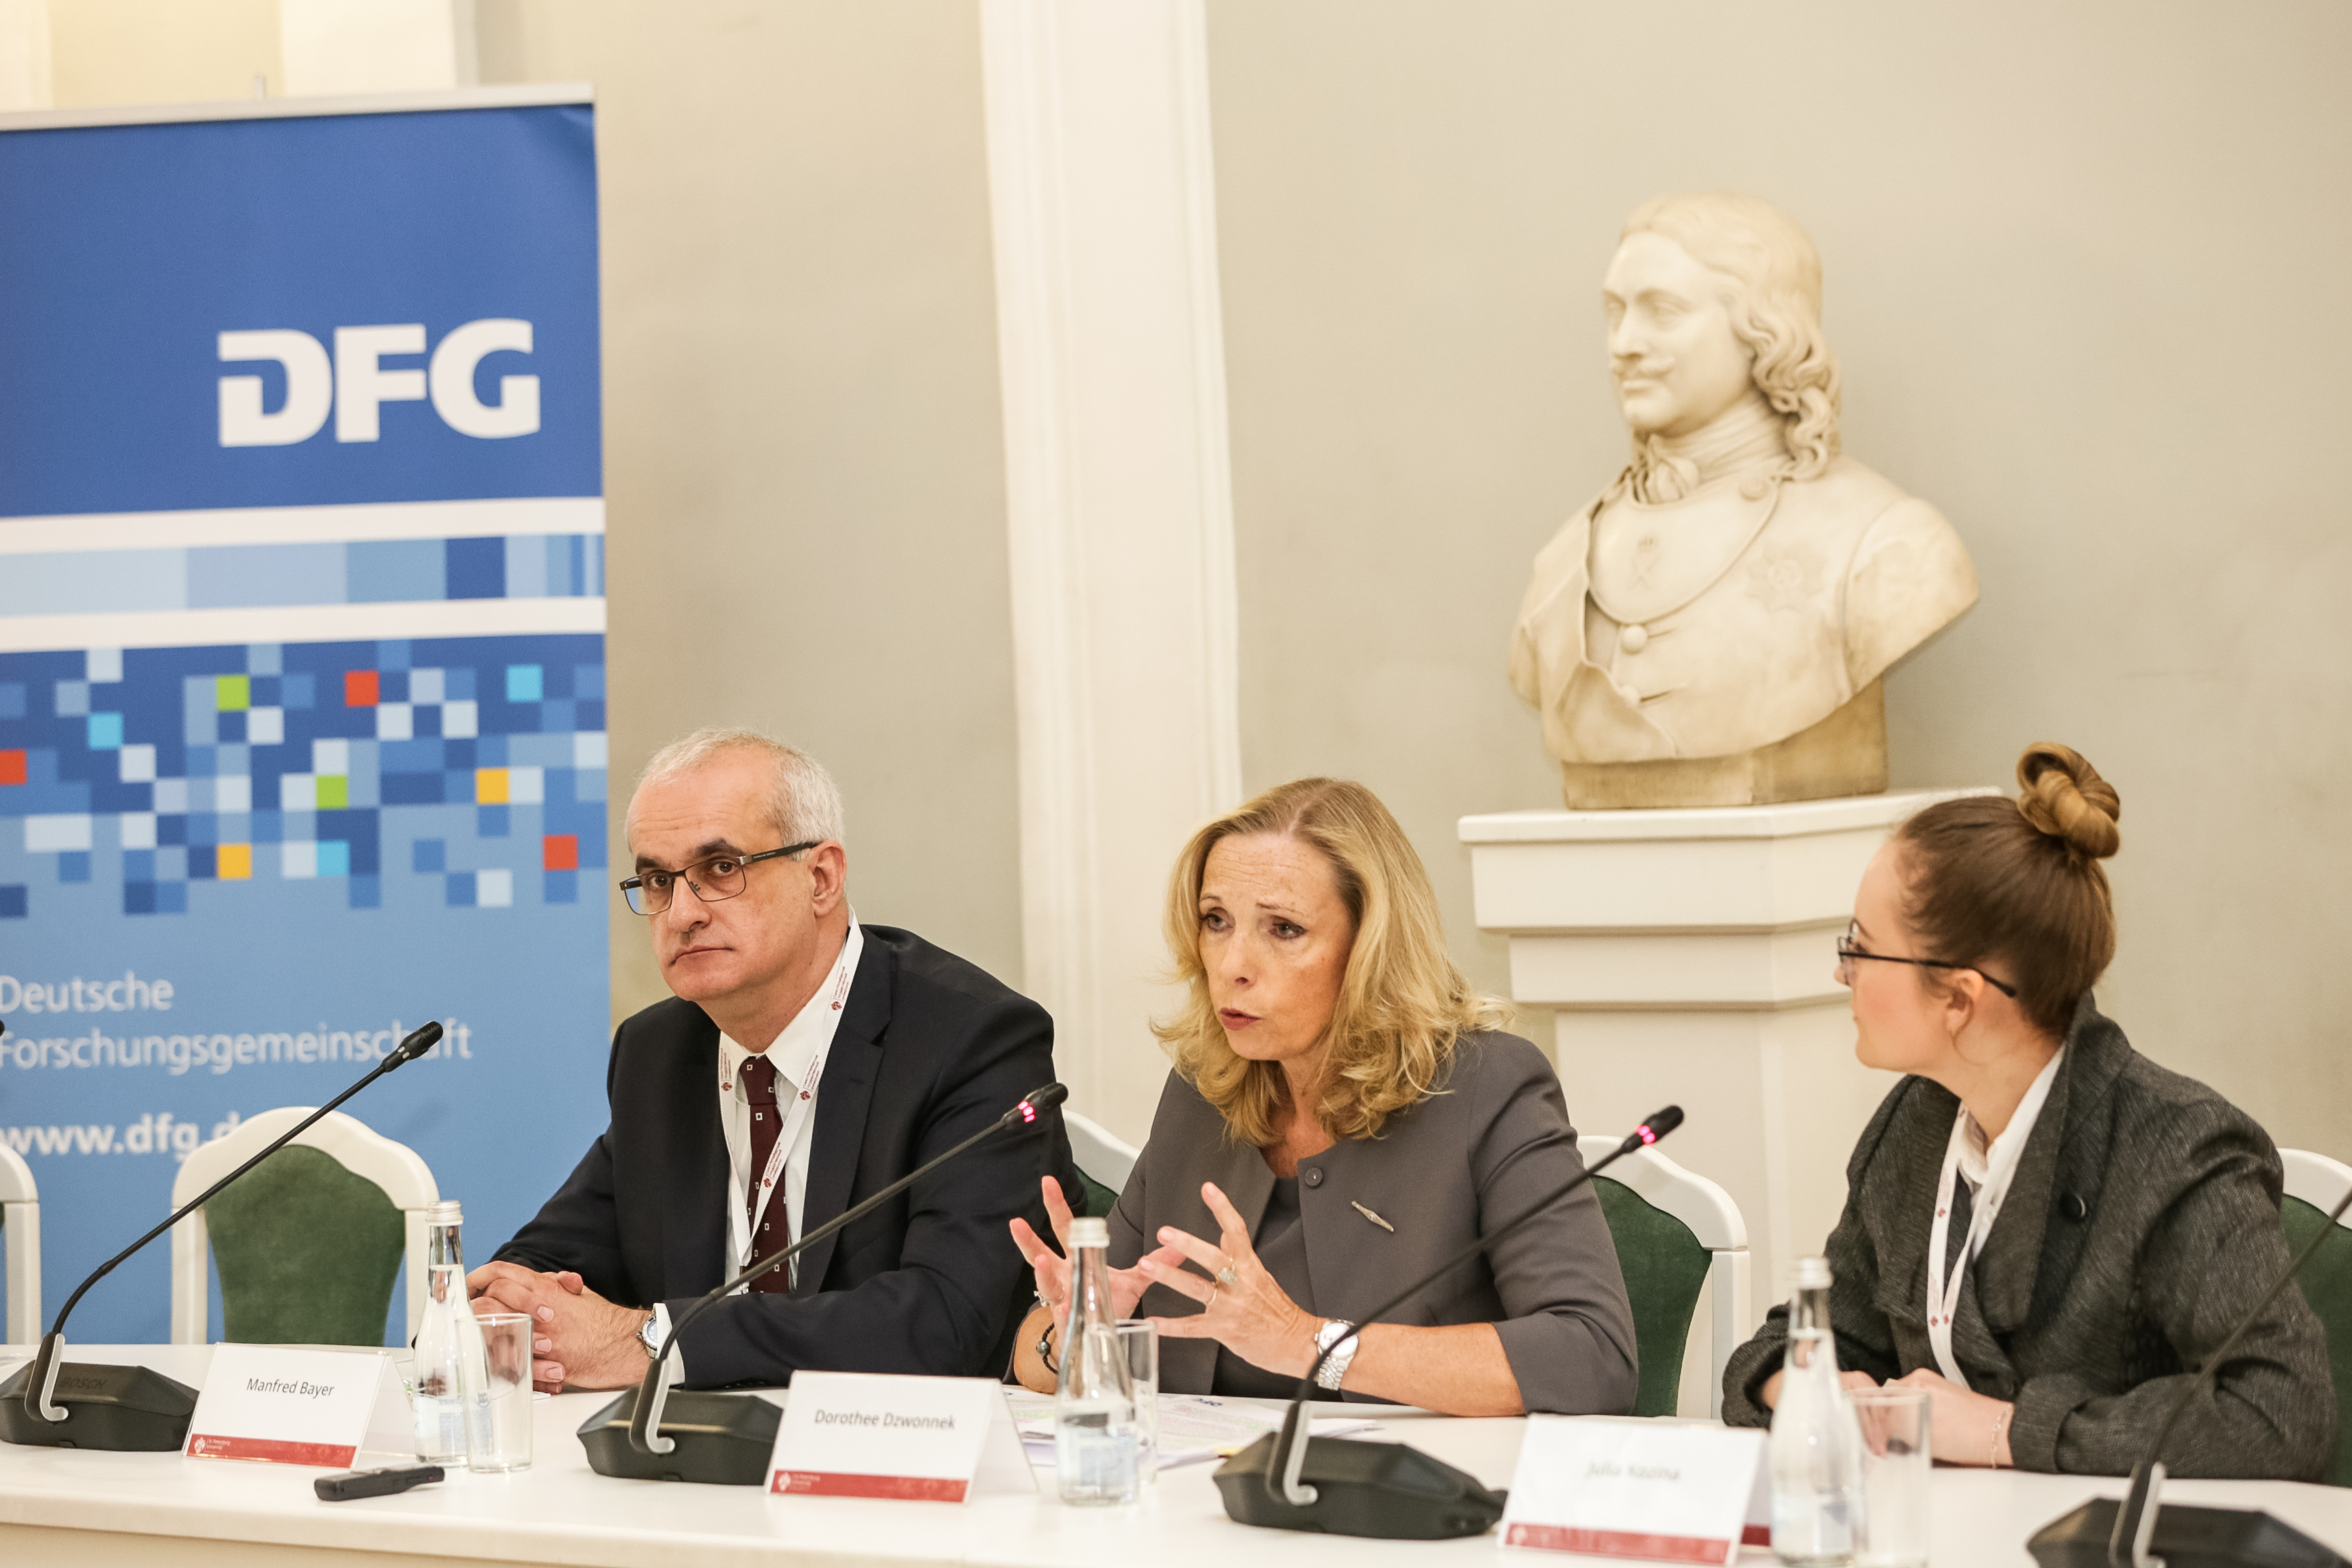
[469,727,1076,1390]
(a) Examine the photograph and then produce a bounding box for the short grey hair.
[632,726,846,846]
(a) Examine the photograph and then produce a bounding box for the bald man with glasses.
[471,727,1079,1392]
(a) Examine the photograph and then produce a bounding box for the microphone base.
[0,1360,198,1451]
[1213,1434,1506,1539]
[577,1387,781,1486]
[2030,1497,2348,1568]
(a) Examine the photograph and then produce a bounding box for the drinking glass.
[1848,1387,1930,1567]
[468,1312,535,1473]
[1115,1319,1158,1483]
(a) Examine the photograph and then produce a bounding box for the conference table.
[3,1346,2349,1567]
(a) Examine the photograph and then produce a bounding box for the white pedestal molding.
[1459,790,1992,1329]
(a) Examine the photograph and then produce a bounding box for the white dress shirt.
[1926,1046,2065,1384]
[646,916,864,1371]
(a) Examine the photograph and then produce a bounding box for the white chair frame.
[1580,1134,1752,1420]
[170,1107,439,1346]
[1065,1110,1140,1199]
[0,1141,38,1345]
[2283,1147,2352,1227]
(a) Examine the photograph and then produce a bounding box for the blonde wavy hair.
[1619,190,1842,481]
[1153,779,1511,1147]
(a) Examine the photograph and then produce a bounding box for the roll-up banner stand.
[0,87,610,1343]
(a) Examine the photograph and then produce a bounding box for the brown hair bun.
[2016,743,2121,860]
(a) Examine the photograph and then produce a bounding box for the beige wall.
[47,0,277,106]
[477,2,1026,1021]
[1203,0,2352,1160]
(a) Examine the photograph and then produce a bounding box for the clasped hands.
[1771,1365,2016,1468]
[466,1262,653,1394]
[1009,1175,1328,1378]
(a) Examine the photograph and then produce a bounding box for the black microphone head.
[1636,1105,1683,1144]
[1013,1083,1068,1122]
[393,1021,444,1063]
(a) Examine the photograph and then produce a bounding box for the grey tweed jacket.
[1107,1032,1639,1415]
[1722,997,2335,1479]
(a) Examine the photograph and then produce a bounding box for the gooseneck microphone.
[1216,1105,1685,1539]
[2028,1177,2352,1568]
[0,1020,446,1451]
[577,1081,1070,1485]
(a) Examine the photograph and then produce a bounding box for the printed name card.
[768,1372,1033,1503]
[1501,1417,1767,1565]
[185,1344,411,1468]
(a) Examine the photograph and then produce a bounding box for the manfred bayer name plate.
[769,1372,1035,1503]
[185,1344,412,1468]
[1501,1417,1766,1565]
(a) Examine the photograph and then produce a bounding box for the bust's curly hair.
[1620,191,1841,480]
[1153,778,1510,1147]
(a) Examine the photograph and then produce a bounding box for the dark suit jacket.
[497,925,1079,1389]
[1111,1033,1639,1415]
[1723,997,2335,1479]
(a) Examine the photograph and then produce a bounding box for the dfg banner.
[0,90,609,1343]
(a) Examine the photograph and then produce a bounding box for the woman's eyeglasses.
[1834,921,2018,998]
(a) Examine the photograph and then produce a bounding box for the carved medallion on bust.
[1509,192,1978,808]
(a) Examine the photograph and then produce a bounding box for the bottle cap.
[1792,1254,1832,1290]
[430,1199,463,1223]
[1067,1217,1109,1248]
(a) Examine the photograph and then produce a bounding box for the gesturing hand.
[1007,1176,1182,1324]
[1141,1181,1321,1378]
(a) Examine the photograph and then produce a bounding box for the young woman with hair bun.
[1721,743,2335,1478]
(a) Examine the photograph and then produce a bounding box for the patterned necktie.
[739,1054,792,1294]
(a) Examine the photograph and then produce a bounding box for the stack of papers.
[1005,1389,1377,1471]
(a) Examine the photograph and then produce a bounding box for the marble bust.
[1509,192,1978,808]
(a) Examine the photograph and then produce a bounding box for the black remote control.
[314,1463,446,1502]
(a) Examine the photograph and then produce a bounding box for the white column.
[1460,791,1988,1316]
[279,0,474,97]
[980,0,1243,1144]
[0,0,51,112]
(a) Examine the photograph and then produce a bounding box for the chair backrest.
[1578,1135,1751,1420]
[0,1141,38,1344]
[1065,1110,1139,1221]
[170,1107,438,1347]
[2279,1147,2352,1488]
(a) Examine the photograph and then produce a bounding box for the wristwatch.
[637,1309,665,1365]
[1313,1318,1358,1392]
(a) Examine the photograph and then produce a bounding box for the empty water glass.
[1849,1387,1930,1567]
[468,1312,534,1473]
[1116,1319,1158,1483]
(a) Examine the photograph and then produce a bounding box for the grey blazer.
[1108,1032,1639,1414]
[1722,998,2335,1479]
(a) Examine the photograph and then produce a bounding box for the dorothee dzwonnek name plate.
[768,1372,1034,1502]
[184,1344,412,1468]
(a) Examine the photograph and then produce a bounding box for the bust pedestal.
[1459,790,1989,1337]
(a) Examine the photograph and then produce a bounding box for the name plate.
[185,1344,411,1468]
[768,1372,1033,1503]
[1501,1416,1766,1565]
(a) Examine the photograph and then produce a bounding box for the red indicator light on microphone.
[1637,1125,1657,1145]
[1019,1101,1037,1123]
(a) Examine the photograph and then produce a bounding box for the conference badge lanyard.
[726,919,864,1280]
[1924,1048,2063,1385]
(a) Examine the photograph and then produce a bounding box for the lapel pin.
[1350,1201,1395,1233]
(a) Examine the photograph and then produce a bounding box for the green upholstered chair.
[1,1140,39,1344]
[1065,1109,1138,1221]
[1579,1134,1751,1419]
[169,1107,439,1348]
[2280,1147,2352,1489]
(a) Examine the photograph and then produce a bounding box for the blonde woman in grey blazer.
[1009,779,1637,1416]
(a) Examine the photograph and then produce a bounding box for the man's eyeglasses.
[1834,921,2018,998]
[618,842,821,916]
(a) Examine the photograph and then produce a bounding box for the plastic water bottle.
[1054,1216,1140,1505]
[410,1199,491,1466]
[1770,1255,1865,1564]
